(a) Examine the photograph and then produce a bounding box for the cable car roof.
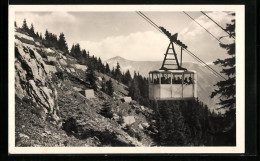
[149,70,196,74]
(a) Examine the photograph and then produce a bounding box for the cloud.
[179,11,235,63]
[80,11,235,63]
[15,11,235,63]
[79,31,169,61]
[15,12,77,45]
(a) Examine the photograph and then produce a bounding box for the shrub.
[99,102,113,119]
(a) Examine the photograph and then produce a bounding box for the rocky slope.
[105,56,223,110]
[14,29,156,147]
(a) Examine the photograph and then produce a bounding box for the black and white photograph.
[8,5,245,154]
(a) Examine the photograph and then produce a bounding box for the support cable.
[136,11,227,80]
[200,11,235,39]
[136,11,164,35]
[183,11,224,44]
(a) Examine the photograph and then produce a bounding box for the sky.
[15,11,235,63]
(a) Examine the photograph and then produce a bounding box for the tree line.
[17,19,69,54]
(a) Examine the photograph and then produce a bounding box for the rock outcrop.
[14,29,155,147]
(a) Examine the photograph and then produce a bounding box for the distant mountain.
[105,56,223,111]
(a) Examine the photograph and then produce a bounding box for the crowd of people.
[152,75,193,85]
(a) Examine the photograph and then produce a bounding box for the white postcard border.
[8,5,245,154]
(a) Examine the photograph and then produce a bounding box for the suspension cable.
[183,11,224,44]
[136,11,226,81]
[200,11,235,39]
[136,11,164,35]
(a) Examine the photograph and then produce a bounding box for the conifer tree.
[122,70,132,85]
[211,13,236,118]
[36,32,39,38]
[44,30,49,40]
[209,14,236,146]
[14,21,17,27]
[22,19,29,31]
[29,24,35,36]
[86,66,97,91]
[39,33,43,40]
[82,49,87,59]
[70,44,75,56]
[99,102,113,119]
[58,32,69,54]
[73,43,82,59]
[114,62,122,81]
[111,67,115,77]
[105,63,110,74]
[106,79,114,96]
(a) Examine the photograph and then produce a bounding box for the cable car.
[149,70,197,100]
[148,28,197,100]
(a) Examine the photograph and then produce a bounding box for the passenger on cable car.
[161,76,166,84]
[166,77,171,84]
[184,77,189,85]
[177,77,182,84]
[172,77,177,84]
[189,77,193,84]
[154,77,159,84]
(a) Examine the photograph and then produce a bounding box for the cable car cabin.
[149,70,197,100]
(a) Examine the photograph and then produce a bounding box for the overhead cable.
[136,11,226,81]
[183,11,224,44]
[200,11,235,39]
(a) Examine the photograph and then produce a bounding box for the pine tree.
[158,101,187,146]
[82,49,87,59]
[210,15,236,145]
[81,49,87,64]
[44,30,49,40]
[39,33,43,40]
[114,62,122,81]
[58,32,69,54]
[99,102,113,119]
[211,13,236,113]
[106,79,114,96]
[111,67,115,77]
[22,19,29,31]
[36,32,39,38]
[105,63,110,74]
[73,43,81,59]
[122,70,132,85]
[86,66,97,91]
[70,44,75,56]
[29,24,35,36]
[14,21,17,27]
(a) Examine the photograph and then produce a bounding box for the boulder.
[138,124,144,130]
[97,77,102,81]
[83,89,95,99]
[112,113,120,121]
[46,48,55,54]
[141,122,150,128]
[129,100,137,105]
[131,105,138,109]
[45,65,57,73]
[123,116,135,125]
[121,97,132,103]
[59,59,67,66]
[140,106,145,111]
[71,64,87,71]
[19,133,30,139]
[65,68,71,73]
[15,32,34,41]
[73,87,82,91]
[47,56,56,62]
[69,68,76,73]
